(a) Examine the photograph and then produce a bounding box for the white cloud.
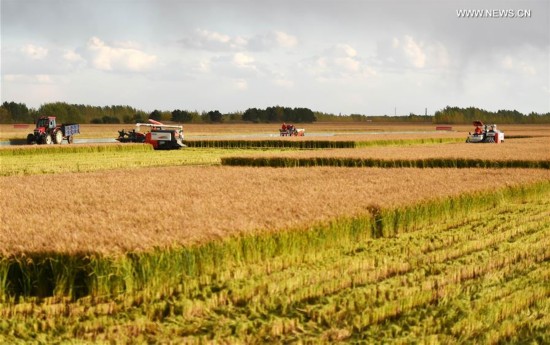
[233,53,255,68]
[248,31,296,51]
[500,56,537,76]
[4,74,53,83]
[303,43,370,80]
[21,44,48,59]
[379,36,450,71]
[234,79,248,90]
[402,36,426,68]
[181,29,247,51]
[274,31,298,48]
[86,36,157,72]
[273,78,294,88]
[182,29,298,52]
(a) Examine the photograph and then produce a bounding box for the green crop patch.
[0,143,152,156]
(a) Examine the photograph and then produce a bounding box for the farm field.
[0,183,549,343]
[0,123,549,342]
[225,136,550,162]
[2,166,549,255]
[0,144,291,176]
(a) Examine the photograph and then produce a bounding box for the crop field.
[222,136,550,169]
[2,166,549,255]
[0,123,549,342]
[0,144,291,176]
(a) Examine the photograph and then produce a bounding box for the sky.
[1,0,549,115]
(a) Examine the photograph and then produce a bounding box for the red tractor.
[27,116,80,145]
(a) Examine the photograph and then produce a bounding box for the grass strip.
[221,156,550,169]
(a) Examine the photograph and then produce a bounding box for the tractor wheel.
[27,134,35,144]
[43,134,53,145]
[53,130,63,144]
[67,135,74,144]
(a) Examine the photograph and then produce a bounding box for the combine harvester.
[279,123,305,136]
[466,120,504,143]
[116,119,185,150]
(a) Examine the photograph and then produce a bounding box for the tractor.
[116,119,185,150]
[27,116,80,145]
[466,121,504,143]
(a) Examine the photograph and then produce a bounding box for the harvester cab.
[466,120,504,143]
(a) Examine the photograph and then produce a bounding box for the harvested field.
[1,166,549,255]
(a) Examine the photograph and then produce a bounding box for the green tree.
[171,110,193,123]
[2,101,32,123]
[149,110,162,121]
[208,110,223,123]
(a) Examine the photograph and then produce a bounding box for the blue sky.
[1,0,549,115]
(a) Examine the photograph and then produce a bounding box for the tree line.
[433,106,550,124]
[1,101,549,124]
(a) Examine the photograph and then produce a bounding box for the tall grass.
[1,180,547,300]
[221,156,550,169]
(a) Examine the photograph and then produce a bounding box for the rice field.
[222,136,550,162]
[1,123,549,342]
[0,145,292,176]
[0,182,548,343]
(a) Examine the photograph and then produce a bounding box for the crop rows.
[0,183,548,343]
[183,137,463,149]
[222,156,550,169]
[0,143,152,156]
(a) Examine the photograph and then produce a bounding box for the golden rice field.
[232,136,550,161]
[1,165,549,255]
[1,123,549,343]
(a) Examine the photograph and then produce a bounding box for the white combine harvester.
[466,120,504,143]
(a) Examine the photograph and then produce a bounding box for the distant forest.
[1,101,549,124]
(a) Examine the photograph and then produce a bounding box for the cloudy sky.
[1,0,549,115]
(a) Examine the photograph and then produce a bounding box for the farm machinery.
[466,121,504,143]
[116,119,185,150]
[279,123,305,136]
[26,116,80,145]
